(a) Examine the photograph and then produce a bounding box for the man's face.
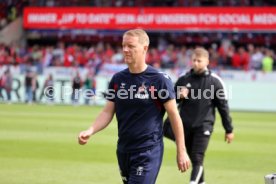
[191,55,209,74]
[122,35,146,65]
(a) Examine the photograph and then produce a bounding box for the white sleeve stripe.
[211,73,228,100]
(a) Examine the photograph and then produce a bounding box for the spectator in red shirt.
[239,47,250,71]
[231,48,242,69]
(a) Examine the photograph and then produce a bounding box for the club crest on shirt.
[135,82,149,99]
[138,82,147,93]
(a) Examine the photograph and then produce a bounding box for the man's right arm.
[78,101,115,145]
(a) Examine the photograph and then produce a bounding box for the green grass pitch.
[0,104,276,184]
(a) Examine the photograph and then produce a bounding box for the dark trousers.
[116,142,163,184]
[185,127,211,183]
[6,89,11,101]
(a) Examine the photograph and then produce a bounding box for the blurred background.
[0,1,276,184]
[0,0,276,111]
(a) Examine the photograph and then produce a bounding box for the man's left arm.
[213,77,234,143]
[164,99,190,172]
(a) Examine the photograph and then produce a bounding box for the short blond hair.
[123,29,150,46]
[192,47,209,59]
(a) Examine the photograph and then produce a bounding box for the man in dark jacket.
[175,47,234,184]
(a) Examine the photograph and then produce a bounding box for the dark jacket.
[175,69,233,133]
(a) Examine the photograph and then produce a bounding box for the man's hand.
[179,87,189,99]
[177,151,191,172]
[78,128,93,145]
[225,133,234,144]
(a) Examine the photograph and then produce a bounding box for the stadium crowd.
[0,40,275,73]
[0,0,275,73]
